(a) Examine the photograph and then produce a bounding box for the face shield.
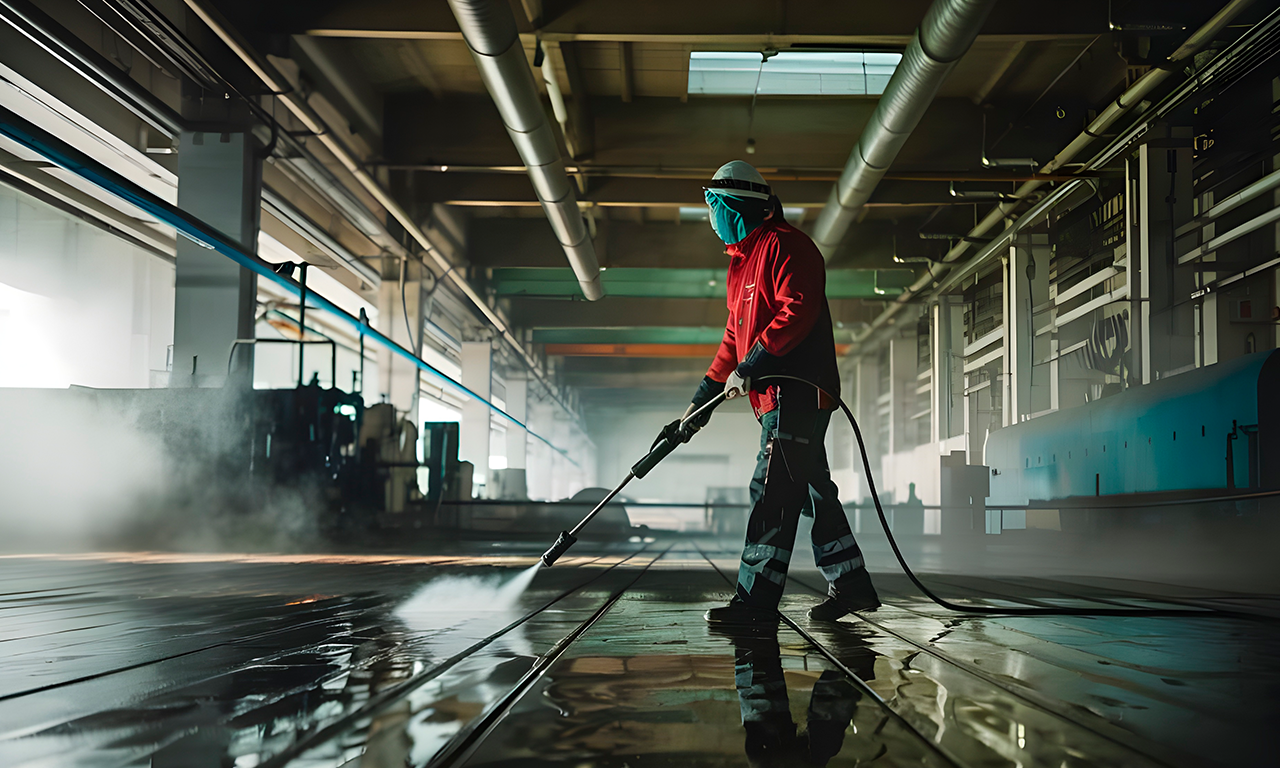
[705,190,769,245]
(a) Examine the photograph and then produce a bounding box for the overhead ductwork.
[811,0,997,258]
[447,0,604,301]
[848,0,1260,351]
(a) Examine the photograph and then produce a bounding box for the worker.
[657,160,880,626]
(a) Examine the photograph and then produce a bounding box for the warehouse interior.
[1,0,1279,765]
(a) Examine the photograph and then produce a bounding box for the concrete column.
[1193,182,1223,368]
[929,298,964,442]
[1048,336,1060,411]
[887,334,916,454]
[495,374,529,499]
[1004,235,1049,424]
[172,131,260,386]
[525,395,553,500]
[962,371,977,464]
[460,340,492,495]
[1135,127,1195,383]
[376,258,425,423]
[505,376,529,469]
[551,413,574,500]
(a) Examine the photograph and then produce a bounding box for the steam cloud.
[0,387,320,553]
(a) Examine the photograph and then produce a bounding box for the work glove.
[727,341,781,399]
[652,393,718,450]
[724,369,750,400]
[653,412,695,449]
[685,376,725,428]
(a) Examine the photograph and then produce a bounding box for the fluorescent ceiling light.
[688,51,901,96]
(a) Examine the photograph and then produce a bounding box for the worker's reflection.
[725,629,875,767]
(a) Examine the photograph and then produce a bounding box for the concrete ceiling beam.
[291,0,1109,41]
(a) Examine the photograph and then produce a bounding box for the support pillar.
[525,395,552,501]
[496,374,529,499]
[1135,127,1195,382]
[460,340,492,496]
[854,356,880,504]
[929,298,964,443]
[172,131,260,386]
[855,355,885,458]
[550,412,575,500]
[376,258,425,423]
[1004,235,1050,424]
[887,334,916,454]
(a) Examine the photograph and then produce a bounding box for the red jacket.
[706,220,840,417]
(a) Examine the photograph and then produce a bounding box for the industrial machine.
[0,375,640,547]
[986,349,1280,505]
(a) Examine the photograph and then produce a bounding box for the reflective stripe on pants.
[738,541,792,594]
[812,533,865,581]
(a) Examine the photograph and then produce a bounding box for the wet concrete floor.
[0,542,1275,767]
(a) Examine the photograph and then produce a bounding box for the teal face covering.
[706,190,767,245]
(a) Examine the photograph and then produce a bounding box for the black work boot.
[705,596,779,627]
[807,568,880,621]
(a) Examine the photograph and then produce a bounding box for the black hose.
[752,374,1263,619]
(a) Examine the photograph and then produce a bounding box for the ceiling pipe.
[811,0,998,258]
[0,0,182,136]
[446,0,604,301]
[0,104,581,462]
[849,0,1258,351]
[181,0,588,429]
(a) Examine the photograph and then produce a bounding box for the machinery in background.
[0,380,637,546]
[420,421,472,510]
[407,421,634,538]
[985,349,1280,507]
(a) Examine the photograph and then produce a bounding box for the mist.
[0,387,321,553]
[825,500,1280,596]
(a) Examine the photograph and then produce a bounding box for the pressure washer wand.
[541,392,727,566]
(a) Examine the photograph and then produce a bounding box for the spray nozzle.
[541,529,578,567]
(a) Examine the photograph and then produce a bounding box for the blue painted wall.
[986,350,1274,504]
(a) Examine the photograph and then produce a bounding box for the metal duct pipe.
[447,0,604,301]
[0,104,583,459]
[811,0,997,257]
[0,0,182,136]
[850,0,1258,350]
[182,0,587,429]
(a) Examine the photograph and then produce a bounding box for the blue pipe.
[0,105,578,466]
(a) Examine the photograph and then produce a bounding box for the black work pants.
[735,399,866,608]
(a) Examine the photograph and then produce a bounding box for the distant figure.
[656,160,879,626]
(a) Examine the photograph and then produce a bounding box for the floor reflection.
[2,551,1273,767]
[455,571,951,767]
[726,627,871,767]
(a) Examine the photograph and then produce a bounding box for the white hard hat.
[705,160,771,200]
